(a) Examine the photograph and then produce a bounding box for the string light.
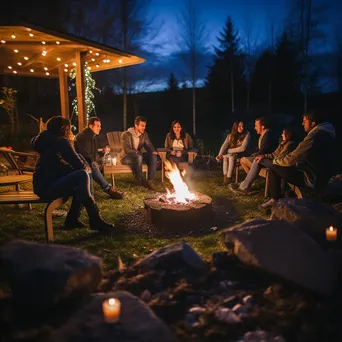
[30,69,34,72]
[42,41,46,44]
[1,40,6,44]
[14,49,18,53]
[69,67,97,119]
[46,72,49,75]
[56,41,60,44]
[44,67,48,70]
[17,62,22,66]
[95,53,99,56]
[64,64,68,67]
[73,62,76,66]
[89,50,93,53]
[11,35,16,39]
[119,59,122,64]
[7,66,12,69]
[42,51,47,56]
[91,58,95,61]
[64,68,68,72]
[96,64,99,68]
[29,33,34,37]
[57,57,61,61]
[24,56,29,60]
[13,70,17,74]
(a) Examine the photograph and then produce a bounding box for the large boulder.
[271,198,342,241]
[0,240,102,311]
[221,219,342,296]
[133,241,206,272]
[48,291,178,342]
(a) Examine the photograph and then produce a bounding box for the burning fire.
[164,160,195,203]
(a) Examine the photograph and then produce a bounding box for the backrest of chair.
[107,132,123,154]
[0,148,22,174]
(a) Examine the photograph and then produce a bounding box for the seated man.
[231,128,296,194]
[75,117,124,199]
[120,116,158,190]
[260,110,336,209]
[239,117,276,175]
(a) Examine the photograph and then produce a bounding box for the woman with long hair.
[32,116,114,232]
[216,121,251,184]
[164,120,195,164]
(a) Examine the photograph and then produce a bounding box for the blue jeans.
[91,162,111,192]
[222,154,236,178]
[240,158,273,190]
[121,151,157,180]
[39,169,92,202]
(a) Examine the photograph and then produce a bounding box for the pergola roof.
[0,21,145,78]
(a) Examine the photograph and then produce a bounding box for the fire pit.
[144,160,213,232]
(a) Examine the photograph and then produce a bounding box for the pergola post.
[58,66,70,119]
[75,51,87,131]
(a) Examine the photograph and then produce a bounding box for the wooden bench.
[0,191,66,243]
[234,160,303,198]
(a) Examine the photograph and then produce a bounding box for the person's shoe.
[223,176,232,185]
[84,198,116,234]
[260,198,276,209]
[107,186,125,199]
[235,187,253,195]
[228,183,239,190]
[144,180,156,191]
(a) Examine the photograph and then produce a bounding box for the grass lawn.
[0,169,293,270]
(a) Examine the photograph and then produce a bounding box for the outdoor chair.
[105,131,148,186]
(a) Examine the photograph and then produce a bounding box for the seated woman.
[32,116,114,232]
[231,127,296,194]
[216,121,251,185]
[164,120,195,164]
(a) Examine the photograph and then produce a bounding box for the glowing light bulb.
[1,40,6,44]
[14,49,18,53]
[7,66,12,69]
[56,41,60,44]
[95,52,99,56]
[11,34,16,39]
[64,64,68,67]
[13,70,17,74]
[46,72,49,75]
[57,57,61,61]
[96,64,99,68]
[44,67,48,70]
[24,56,29,60]
[119,59,122,64]
[42,41,46,44]
[64,68,68,72]
[29,33,34,37]
[42,51,47,56]
[91,58,95,61]
[30,69,34,72]
[73,62,76,66]
[87,66,91,70]
[89,50,93,53]
[17,62,22,66]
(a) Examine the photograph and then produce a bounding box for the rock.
[48,291,178,342]
[223,295,240,308]
[134,241,206,272]
[140,290,151,302]
[271,198,342,241]
[215,307,241,324]
[232,304,245,315]
[0,240,102,312]
[242,295,253,308]
[221,219,342,296]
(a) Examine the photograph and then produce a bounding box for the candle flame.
[108,298,115,305]
[329,226,334,231]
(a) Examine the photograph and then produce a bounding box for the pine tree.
[165,73,179,92]
[206,17,245,114]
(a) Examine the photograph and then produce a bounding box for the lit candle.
[326,226,337,241]
[112,157,117,166]
[102,298,121,323]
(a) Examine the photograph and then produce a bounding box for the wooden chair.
[105,132,148,186]
[158,150,197,182]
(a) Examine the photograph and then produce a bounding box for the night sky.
[139,0,342,92]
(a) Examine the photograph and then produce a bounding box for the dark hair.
[88,117,101,127]
[134,116,147,126]
[230,121,247,148]
[255,117,269,129]
[304,110,326,125]
[169,120,186,140]
[283,127,295,142]
[46,116,71,138]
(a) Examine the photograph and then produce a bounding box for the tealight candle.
[326,226,337,241]
[102,298,121,323]
[112,157,117,166]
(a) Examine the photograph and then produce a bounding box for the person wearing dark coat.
[32,116,115,232]
[75,117,124,199]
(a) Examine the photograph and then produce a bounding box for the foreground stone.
[221,219,342,296]
[0,240,102,311]
[271,198,342,241]
[133,241,207,272]
[48,291,178,342]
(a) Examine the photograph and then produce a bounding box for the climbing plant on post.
[69,67,99,119]
[0,87,19,134]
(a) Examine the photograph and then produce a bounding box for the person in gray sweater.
[120,116,158,190]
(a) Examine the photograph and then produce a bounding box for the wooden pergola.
[0,21,145,130]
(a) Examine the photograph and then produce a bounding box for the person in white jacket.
[216,121,251,185]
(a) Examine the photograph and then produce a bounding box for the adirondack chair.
[105,131,148,186]
[157,150,197,182]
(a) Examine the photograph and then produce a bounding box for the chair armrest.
[188,152,197,164]
[157,151,167,161]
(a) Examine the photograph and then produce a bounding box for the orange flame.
[164,159,195,203]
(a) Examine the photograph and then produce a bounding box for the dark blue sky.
[135,0,342,92]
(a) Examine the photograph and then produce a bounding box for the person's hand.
[176,151,182,157]
[103,146,110,154]
[152,151,159,155]
[170,151,176,155]
[255,155,265,163]
[216,155,222,162]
